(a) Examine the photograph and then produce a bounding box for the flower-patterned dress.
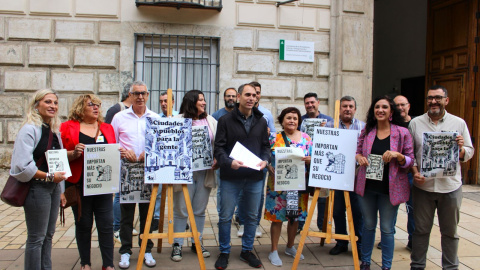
[264,132,312,222]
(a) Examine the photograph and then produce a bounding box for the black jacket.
[214,105,271,181]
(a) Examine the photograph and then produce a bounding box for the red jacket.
[60,120,116,184]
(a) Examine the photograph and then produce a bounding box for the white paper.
[46,149,72,178]
[274,147,306,191]
[366,154,384,181]
[83,144,121,196]
[229,142,263,171]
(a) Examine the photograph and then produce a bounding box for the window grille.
[135,0,223,11]
[134,34,220,115]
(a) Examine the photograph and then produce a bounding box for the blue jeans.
[113,193,121,231]
[333,190,363,250]
[236,169,266,226]
[406,172,415,242]
[216,170,221,213]
[358,189,399,269]
[218,179,263,253]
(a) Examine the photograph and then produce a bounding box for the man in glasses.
[409,85,474,270]
[111,81,159,269]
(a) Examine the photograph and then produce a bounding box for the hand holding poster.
[366,154,384,181]
[83,144,121,196]
[300,118,327,139]
[229,142,263,171]
[192,126,213,171]
[120,160,151,203]
[274,147,306,191]
[144,117,193,184]
[46,149,72,178]
[308,127,357,191]
[421,132,459,178]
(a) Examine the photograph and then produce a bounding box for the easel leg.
[157,184,167,253]
[136,184,158,270]
[345,191,360,270]
[167,185,174,244]
[183,184,206,270]
[293,188,320,269]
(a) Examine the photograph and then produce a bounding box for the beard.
[225,100,235,108]
[428,104,444,117]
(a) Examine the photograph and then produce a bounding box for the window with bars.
[134,34,220,115]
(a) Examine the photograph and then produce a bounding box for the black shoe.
[381,267,390,270]
[329,244,348,255]
[406,240,412,251]
[410,268,424,270]
[170,243,183,262]
[240,251,262,268]
[377,242,382,249]
[186,223,189,231]
[360,262,371,270]
[191,243,210,258]
[215,253,229,270]
[151,219,159,231]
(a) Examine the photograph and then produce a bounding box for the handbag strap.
[281,131,291,147]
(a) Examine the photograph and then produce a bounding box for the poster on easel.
[83,144,121,196]
[308,127,357,191]
[421,132,459,179]
[192,125,213,171]
[120,160,151,203]
[300,118,327,139]
[144,117,193,184]
[274,147,306,191]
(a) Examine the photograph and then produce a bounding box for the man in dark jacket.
[214,83,270,270]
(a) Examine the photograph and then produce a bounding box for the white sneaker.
[132,229,139,236]
[237,225,244,237]
[255,226,263,238]
[144,252,156,267]
[285,246,304,260]
[119,253,130,269]
[114,230,121,243]
[268,250,283,266]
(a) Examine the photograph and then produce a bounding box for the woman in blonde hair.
[10,89,67,270]
[60,94,116,270]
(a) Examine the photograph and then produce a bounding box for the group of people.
[8,80,473,270]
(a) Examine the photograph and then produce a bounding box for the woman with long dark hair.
[355,96,414,270]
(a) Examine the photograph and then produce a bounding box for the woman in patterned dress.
[264,107,312,267]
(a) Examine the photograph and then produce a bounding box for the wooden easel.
[293,100,360,270]
[136,89,206,270]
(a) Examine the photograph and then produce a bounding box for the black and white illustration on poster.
[274,147,305,191]
[83,144,121,196]
[120,160,151,203]
[366,154,384,181]
[192,125,213,171]
[421,132,459,178]
[309,127,357,191]
[144,117,193,184]
[46,149,72,178]
[300,118,327,139]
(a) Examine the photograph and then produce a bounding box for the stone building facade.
[0,0,373,184]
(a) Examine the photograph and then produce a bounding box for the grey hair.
[340,95,357,108]
[121,83,132,102]
[129,80,148,92]
[160,91,174,100]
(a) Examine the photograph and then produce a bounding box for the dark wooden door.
[426,0,479,184]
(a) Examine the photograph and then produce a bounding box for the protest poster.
[192,125,213,171]
[46,149,72,178]
[300,118,327,139]
[421,132,459,178]
[366,154,384,181]
[274,147,306,191]
[144,117,193,184]
[308,127,357,191]
[83,144,121,196]
[120,160,151,203]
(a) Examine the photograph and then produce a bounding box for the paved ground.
[1,185,480,269]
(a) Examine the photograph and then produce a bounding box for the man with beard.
[212,87,237,121]
[325,96,364,256]
[409,85,474,270]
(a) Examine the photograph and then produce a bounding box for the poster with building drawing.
[192,125,213,171]
[46,149,72,178]
[83,144,121,196]
[366,154,384,181]
[300,118,327,139]
[421,132,459,178]
[144,117,193,184]
[120,160,151,203]
[309,127,357,191]
[274,147,305,191]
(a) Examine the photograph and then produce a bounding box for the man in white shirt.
[111,81,159,269]
[409,85,474,270]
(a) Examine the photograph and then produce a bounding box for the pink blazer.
[355,124,414,206]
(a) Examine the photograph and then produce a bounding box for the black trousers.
[119,203,153,255]
[72,193,114,268]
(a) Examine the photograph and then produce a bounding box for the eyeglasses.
[426,95,446,102]
[130,91,148,97]
[87,102,101,108]
[396,103,409,108]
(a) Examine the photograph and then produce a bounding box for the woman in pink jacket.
[355,96,414,270]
